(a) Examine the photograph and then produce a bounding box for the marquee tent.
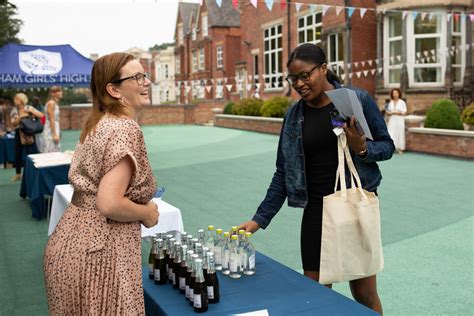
[0,43,94,88]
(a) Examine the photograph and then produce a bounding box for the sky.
[12,0,198,58]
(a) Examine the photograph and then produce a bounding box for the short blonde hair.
[15,93,28,105]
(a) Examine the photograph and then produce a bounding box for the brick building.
[153,46,176,104]
[173,0,472,113]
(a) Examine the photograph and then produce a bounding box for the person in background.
[44,53,159,314]
[386,88,407,154]
[40,86,62,152]
[31,96,45,151]
[10,93,44,181]
[238,44,394,314]
[0,98,7,136]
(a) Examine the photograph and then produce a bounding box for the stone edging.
[408,127,474,138]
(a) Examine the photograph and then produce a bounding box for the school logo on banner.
[18,49,63,75]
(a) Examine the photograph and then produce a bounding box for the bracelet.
[358,146,368,157]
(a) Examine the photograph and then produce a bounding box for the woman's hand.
[343,116,366,154]
[53,134,60,144]
[238,220,261,233]
[142,201,159,228]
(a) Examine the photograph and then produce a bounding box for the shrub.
[424,99,463,130]
[461,103,474,125]
[223,102,234,114]
[261,96,292,118]
[232,98,263,116]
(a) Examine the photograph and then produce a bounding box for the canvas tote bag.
[319,133,384,285]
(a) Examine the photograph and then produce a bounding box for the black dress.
[300,102,338,271]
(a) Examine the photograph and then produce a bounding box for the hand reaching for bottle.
[142,201,159,228]
[238,220,260,233]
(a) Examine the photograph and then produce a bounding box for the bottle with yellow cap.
[243,232,256,275]
[221,231,231,275]
[205,225,216,251]
[229,234,242,279]
[214,229,224,271]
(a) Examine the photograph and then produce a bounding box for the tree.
[149,42,174,51]
[0,0,23,47]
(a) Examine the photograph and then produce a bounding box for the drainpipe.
[287,0,292,57]
[345,0,352,86]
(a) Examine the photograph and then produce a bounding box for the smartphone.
[329,110,346,128]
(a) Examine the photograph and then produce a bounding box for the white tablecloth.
[48,184,184,237]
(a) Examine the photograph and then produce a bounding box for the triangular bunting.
[363,70,369,77]
[264,82,272,89]
[322,5,329,16]
[205,85,212,93]
[246,84,252,91]
[423,50,429,57]
[280,0,287,10]
[354,62,359,68]
[396,55,401,62]
[370,69,376,75]
[347,7,355,18]
[447,13,452,22]
[402,11,408,19]
[309,4,317,13]
[429,12,436,20]
[273,81,280,88]
[421,12,428,20]
[356,71,361,78]
[361,61,366,67]
[232,0,238,9]
[295,2,303,12]
[368,60,373,66]
[470,14,474,22]
[336,6,343,16]
[348,73,353,79]
[265,0,273,11]
[360,8,367,19]
[341,74,346,81]
[250,0,257,8]
[255,83,261,90]
[185,86,191,94]
[412,11,418,20]
[216,0,223,8]
[226,84,233,92]
[378,67,383,74]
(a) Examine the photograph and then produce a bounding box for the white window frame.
[263,23,283,91]
[451,11,466,86]
[175,55,180,74]
[164,64,169,79]
[202,15,208,37]
[327,33,344,77]
[215,79,223,99]
[178,24,184,45]
[192,27,197,41]
[383,14,404,87]
[297,9,323,45]
[216,45,223,69]
[192,50,198,73]
[199,48,205,70]
[406,12,446,87]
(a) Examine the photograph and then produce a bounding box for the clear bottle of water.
[238,229,247,270]
[197,229,205,245]
[229,235,242,279]
[205,225,216,252]
[221,231,231,275]
[243,232,256,275]
[214,229,224,271]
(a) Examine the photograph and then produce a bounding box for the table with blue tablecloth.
[143,252,377,315]
[19,155,70,220]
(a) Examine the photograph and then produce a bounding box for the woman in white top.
[40,86,63,152]
[386,88,407,153]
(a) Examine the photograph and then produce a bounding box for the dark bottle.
[185,250,195,301]
[178,245,189,294]
[148,237,157,279]
[172,242,182,289]
[153,239,167,285]
[202,246,210,281]
[193,258,209,313]
[189,254,199,306]
[162,235,171,281]
[206,252,220,304]
[167,238,176,284]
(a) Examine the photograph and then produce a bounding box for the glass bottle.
[189,254,199,305]
[178,245,188,294]
[197,229,205,245]
[205,225,216,251]
[238,229,247,270]
[185,250,195,300]
[186,234,194,249]
[229,235,242,279]
[193,258,209,313]
[231,226,238,236]
[221,231,231,275]
[154,238,167,285]
[243,232,256,275]
[172,242,182,289]
[167,238,176,284]
[206,252,220,304]
[180,231,187,244]
[195,242,203,259]
[214,229,223,271]
[190,237,199,253]
[148,237,157,279]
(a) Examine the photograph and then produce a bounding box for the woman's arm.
[46,102,59,143]
[25,106,44,119]
[97,155,159,227]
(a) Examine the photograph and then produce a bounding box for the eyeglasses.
[285,65,320,85]
[113,72,149,86]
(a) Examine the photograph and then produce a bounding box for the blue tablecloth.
[19,156,70,220]
[143,252,377,315]
[0,135,16,165]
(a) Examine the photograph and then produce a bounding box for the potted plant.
[461,103,474,131]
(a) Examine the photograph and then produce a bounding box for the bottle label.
[207,286,214,299]
[148,264,154,275]
[229,254,238,272]
[222,250,230,268]
[154,269,160,281]
[179,277,186,290]
[190,289,194,301]
[214,248,222,264]
[242,253,247,268]
[193,294,202,308]
[249,254,255,270]
[185,285,190,298]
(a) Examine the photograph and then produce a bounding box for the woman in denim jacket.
[239,44,394,314]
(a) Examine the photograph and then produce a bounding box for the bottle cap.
[208,225,215,230]
[245,232,252,238]
[223,231,230,237]
[216,228,223,234]
[231,226,238,231]
[231,235,238,240]
[238,229,245,235]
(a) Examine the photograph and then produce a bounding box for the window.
[216,45,223,69]
[202,15,208,37]
[178,25,183,45]
[384,14,403,85]
[215,79,223,99]
[253,54,259,84]
[263,24,283,89]
[198,80,205,99]
[199,48,205,70]
[175,55,180,74]
[164,64,169,79]
[451,12,466,85]
[192,50,198,73]
[192,27,197,41]
[297,10,322,45]
[165,90,170,102]
[327,33,344,77]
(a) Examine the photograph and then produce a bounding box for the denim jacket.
[252,82,395,229]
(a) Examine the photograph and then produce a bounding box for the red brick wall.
[406,129,474,159]
[214,114,282,134]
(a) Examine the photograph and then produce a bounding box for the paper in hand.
[325,88,373,140]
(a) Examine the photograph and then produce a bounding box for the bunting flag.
[246,84,252,91]
[255,83,261,90]
[470,14,474,22]
[361,61,366,67]
[205,85,212,93]
[368,60,373,66]
[335,6,343,16]
[370,69,376,75]
[264,82,272,89]
[348,73,353,79]
[185,86,191,94]
[363,70,369,77]
[412,11,418,20]
[429,12,436,20]
[421,12,428,20]
[447,13,452,22]
[322,5,329,16]
[216,0,222,8]
[378,67,383,74]
[356,71,361,78]
[354,62,359,68]
[360,8,367,18]
[309,4,317,13]
[250,0,257,8]
[402,11,408,19]
[226,84,233,92]
[280,0,287,10]
[265,0,273,11]
[340,74,346,81]
[232,0,238,9]
[294,2,302,12]
[347,7,355,18]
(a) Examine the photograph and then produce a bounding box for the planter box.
[214,114,283,134]
[406,127,474,159]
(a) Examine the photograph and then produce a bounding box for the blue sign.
[0,43,94,88]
